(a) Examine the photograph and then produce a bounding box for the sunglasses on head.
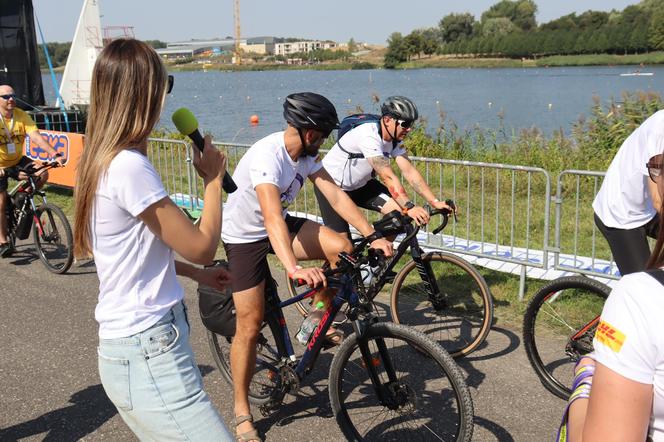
[396,119,413,129]
[0,94,16,100]
[647,160,662,183]
[167,75,174,94]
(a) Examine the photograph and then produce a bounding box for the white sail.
[57,0,103,109]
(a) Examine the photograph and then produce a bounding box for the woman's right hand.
[192,135,226,184]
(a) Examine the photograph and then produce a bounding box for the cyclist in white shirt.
[560,157,664,441]
[222,92,392,441]
[592,110,664,275]
[318,96,453,238]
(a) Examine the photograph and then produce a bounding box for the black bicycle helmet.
[283,92,339,135]
[381,96,419,121]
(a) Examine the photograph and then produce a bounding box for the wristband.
[404,201,415,210]
[288,265,303,279]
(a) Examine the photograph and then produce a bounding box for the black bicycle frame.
[266,272,398,404]
[365,222,443,302]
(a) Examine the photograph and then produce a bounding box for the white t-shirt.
[322,122,406,191]
[92,149,182,339]
[593,110,664,229]
[593,271,664,441]
[222,131,322,244]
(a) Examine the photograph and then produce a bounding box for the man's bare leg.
[230,281,265,438]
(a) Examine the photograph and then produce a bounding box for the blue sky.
[32,0,641,44]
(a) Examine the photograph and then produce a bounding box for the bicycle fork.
[353,319,407,410]
[411,249,447,310]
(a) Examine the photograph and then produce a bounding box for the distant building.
[156,38,237,59]
[274,40,338,56]
[156,37,339,59]
[241,36,276,55]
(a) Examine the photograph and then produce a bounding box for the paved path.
[0,241,564,441]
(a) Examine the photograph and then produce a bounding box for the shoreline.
[42,52,664,74]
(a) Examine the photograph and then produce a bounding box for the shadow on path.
[0,365,216,441]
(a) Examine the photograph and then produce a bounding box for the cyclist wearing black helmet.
[221,92,392,441]
[319,95,453,238]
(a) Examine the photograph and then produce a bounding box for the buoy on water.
[250,115,260,126]
[548,103,553,110]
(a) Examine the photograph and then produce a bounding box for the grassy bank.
[165,50,664,72]
[535,51,664,67]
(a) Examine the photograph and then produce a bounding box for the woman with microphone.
[73,39,233,441]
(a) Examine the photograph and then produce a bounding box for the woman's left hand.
[194,266,233,291]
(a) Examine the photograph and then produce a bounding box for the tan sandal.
[234,414,262,442]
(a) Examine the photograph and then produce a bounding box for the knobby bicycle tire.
[207,315,283,405]
[33,203,73,274]
[390,252,493,358]
[329,322,474,441]
[523,275,610,399]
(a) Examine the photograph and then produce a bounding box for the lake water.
[43,66,663,144]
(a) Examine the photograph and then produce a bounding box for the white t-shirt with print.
[593,110,664,229]
[593,271,664,441]
[322,122,406,191]
[222,131,322,244]
[92,149,182,339]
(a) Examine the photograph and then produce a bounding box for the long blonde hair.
[73,39,168,257]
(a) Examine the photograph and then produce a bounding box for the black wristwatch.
[404,201,415,210]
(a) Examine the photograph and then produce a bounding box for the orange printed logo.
[595,320,626,353]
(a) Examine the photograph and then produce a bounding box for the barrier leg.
[519,264,527,301]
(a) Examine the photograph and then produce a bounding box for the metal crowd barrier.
[148,137,619,298]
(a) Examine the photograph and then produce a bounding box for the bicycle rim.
[329,322,473,441]
[33,204,74,274]
[207,322,282,405]
[391,253,493,358]
[523,276,609,399]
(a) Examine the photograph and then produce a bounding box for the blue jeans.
[97,301,233,441]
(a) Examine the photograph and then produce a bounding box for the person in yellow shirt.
[0,84,65,257]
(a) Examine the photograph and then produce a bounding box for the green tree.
[404,31,425,59]
[482,17,517,37]
[384,32,408,68]
[419,28,440,56]
[650,10,664,50]
[481,0,537,31]
[438,12,475,43]
[144,40,167,49]
[576,11,609,30]
[347,37,357,53]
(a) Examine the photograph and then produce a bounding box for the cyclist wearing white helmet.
[318,96,453,238]
[221,92,392,441]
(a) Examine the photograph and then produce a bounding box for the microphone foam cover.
[171,108,198,136]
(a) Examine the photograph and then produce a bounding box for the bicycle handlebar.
[291,199,458,288]
[16,160,63,176]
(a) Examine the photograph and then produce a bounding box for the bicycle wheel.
[329,322,473,441]
[523,275,610,399]
[33,203,73,274]
[207,317,283,405]
[390,252,493,359]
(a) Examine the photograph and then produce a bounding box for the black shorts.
[0,156,34,192]
[224,215,307,292]
[315,179,391,235]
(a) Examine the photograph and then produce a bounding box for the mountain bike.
[522,275,610,399]
[286,204,494,358]
[4,162,73,274]
[207,246,474,441]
